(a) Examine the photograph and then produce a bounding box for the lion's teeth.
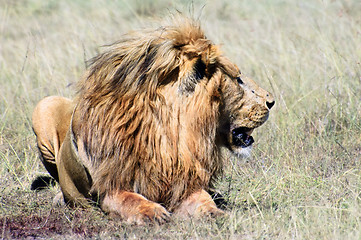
[246,129,254,135]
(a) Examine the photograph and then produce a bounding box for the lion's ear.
[217,56,239,78]
[178,42,220,95]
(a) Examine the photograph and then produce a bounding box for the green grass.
[1,0,360,239]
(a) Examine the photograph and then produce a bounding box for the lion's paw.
[102,191,170,225]
[197,204,225,217]
[174,189,224,218]
[128,201,170,225]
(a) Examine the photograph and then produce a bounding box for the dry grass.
[1,0,361,239]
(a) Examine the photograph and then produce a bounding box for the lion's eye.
[236,76,243,84]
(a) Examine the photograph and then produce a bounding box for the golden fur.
[32,18,274,224]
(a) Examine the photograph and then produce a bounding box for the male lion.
[32,18,274,224]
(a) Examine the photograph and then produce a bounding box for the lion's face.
[169,50,274,158]
[172,51,274,158]
[219,67,275,157]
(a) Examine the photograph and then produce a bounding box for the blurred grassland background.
[0,0,360,239]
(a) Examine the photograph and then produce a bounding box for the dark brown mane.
[74,18,234,209]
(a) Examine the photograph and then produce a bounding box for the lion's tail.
[30,175,57,191]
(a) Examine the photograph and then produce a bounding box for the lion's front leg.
[101,190,170,225]
[174,189,224,218]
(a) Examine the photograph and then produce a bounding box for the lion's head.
[217,57,275,158]
[73,18,274,209]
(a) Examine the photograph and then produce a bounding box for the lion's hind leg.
[174,189,224,218]
[32,96,74,183]
[101,191,171,225]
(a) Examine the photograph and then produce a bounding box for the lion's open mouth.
[231,127,254,148]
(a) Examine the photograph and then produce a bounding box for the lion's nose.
[266,100,275,110]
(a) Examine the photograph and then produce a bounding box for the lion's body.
[32,18,274,224]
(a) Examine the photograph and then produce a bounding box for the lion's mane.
[74,19,234,210]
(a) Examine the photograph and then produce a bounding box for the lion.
[32,18,274,224]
